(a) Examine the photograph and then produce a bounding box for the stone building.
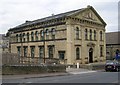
[7,6,106,65]
[106,31,120,60]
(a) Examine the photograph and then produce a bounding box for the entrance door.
[89,48,93,63]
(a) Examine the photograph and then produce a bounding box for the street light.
[110,45,113,60]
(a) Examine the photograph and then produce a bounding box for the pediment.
[70,7,106,26]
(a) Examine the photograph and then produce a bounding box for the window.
[76,27,79,39]
[31,32,34,41]
[59,51,65,60]
[20,34,22,42]
[35,31,38,41]
[16,34,19,42]
[17,46,21,57]
[46,29,49,39]
[85,29,88,40]
[48,46,54,58]
[23,46,27,57]
[76,47,80,60]
[27,33,29,41]
[51,28,55,39]
[90,29,92,40]
[23,33,25,42]
[94,30,96,40]
[100,46,103,57]
[31,46,35,58]
[39,46,44,58]
[100,31,102,41]
[40,30,44,40]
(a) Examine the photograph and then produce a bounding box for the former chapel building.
[8,5,106,65]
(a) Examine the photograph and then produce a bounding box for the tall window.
[76,47,80,60]
[31,46,35,58]
[23,33,25,42]
[51,28,55,39]
[17,46,21,57]
[90,29,92,40]
[94,30,96,40]
[27,32,29,41]
[48,46,54,58]
[46,29,49,39]
[85,29,88,40]
[31,32,34,41]
[35,31,38,41]
[39,46,44,58]
[40,30,44,40]
[100,46,103,57]
[100,31,102,41]
[16,34,19,42]
[76,27,79,39]
[20,34,22,42]
[23,46,27,57]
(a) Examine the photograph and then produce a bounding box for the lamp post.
[110,45,113,60]
[43,28,46,64]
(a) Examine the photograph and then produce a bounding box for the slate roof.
[11,8,84,29]
[106,31,120,44]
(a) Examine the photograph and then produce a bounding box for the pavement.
[2,68,103,80]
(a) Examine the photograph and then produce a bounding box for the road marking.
[70,71,97,74]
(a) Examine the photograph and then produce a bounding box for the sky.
[0,0,119,34]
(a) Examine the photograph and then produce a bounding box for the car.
[105,60,120,72]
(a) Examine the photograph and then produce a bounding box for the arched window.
[90,29,92,40]
[100,31,102,41]
[23,33,25,42]
[46,29,49,39]
[27,33,29,41]
[16,34,18,42]
[40,30,44,40]
[31,32,34,41]
[19,34,22,42]
[76,47,80,60]
[100,46,103,57]
[85,29,88,40]
[94,30,96,40]
[51,28,55,39]
[35,31,38,41]
[76,27,79,39]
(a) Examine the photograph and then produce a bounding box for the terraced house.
[8,5,106,65]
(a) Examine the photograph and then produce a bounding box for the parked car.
[105,60,120,72]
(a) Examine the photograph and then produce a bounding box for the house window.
[23,33,25,42]
[90,29,92,40]
[20,34,22,42]
[59,51,65,60]
[94,30,96,40]
[76,27,79,39]
[16,34,19,42]
[40,30,44,40]
[76,47,80,60]
[51,28,55,39]
[35,31,38,41]
[31,32,34,41]
[48,46,54,58]
[100,31,102,41]
[46,29,49,39]
[23,46,27,57]
[39,46,44,58]
[27,33,29,41]
[100,46,103,57]
[17,47,21,57]
[85,29,88,40]
[31,46,35,58]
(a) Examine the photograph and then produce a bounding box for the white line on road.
[70,71,97,74]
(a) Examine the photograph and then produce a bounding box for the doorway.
[89,48,93,63]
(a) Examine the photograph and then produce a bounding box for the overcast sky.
[0,0,119,34]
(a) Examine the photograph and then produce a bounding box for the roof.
[106,31,120,45]
[9,5,106,30]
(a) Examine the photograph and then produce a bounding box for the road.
[2,72,119,83]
